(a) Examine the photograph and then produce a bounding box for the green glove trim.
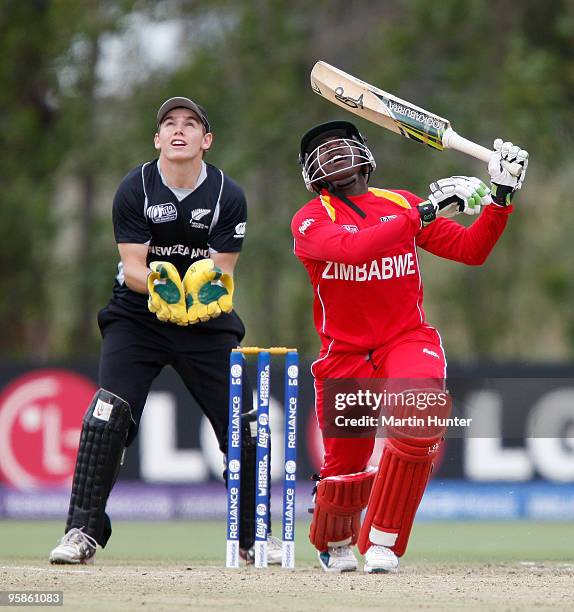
[185,285,227,308]
[477,182,489,196]
[198,283,228,305]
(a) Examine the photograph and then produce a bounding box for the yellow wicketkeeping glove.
[182,258,235,324]
[147,261,188,326]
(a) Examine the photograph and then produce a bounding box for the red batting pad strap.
[357,437,441,556]
[309,468,376,552]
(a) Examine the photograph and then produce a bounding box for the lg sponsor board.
[0,364,573,520]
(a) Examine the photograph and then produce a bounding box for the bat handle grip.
[443,128,522,177]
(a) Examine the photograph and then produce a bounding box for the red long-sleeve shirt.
[291,187,512,353]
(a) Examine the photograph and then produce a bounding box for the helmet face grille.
[300,132,376,192]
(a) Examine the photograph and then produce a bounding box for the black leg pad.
[65,389,133,547]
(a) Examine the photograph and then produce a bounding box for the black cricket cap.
[156,97,211,132]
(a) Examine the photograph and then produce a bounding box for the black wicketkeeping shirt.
[108,160,247,337]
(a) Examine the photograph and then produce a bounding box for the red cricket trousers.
[312,326,447,477]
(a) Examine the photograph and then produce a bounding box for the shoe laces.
[62,528,97,551]
[368,545,393,558]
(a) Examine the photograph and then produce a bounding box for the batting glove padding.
[428,176,492,219]
[147,261,189,326]
[488,139,529,206]
[182,258,234,324]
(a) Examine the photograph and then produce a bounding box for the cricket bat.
[310,61,520,175]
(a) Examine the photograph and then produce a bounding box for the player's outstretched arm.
[417,140,528,265]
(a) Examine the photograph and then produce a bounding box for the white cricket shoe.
[363,544,399,574]
[240,534,283,565]
[318,545,358,573]
[49,528,97,565]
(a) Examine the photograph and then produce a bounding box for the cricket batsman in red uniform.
[291,121,528,573]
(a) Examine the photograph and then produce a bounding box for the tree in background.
[0,0,68,356]
[1,0,573,361]
[0,0,138,358]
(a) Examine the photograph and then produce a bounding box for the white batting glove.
[428,176,491,218]
[488,139,529,206]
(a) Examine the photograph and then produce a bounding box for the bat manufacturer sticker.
[373,92,447,149]
[334,86,364,109]
[386,99,445,130]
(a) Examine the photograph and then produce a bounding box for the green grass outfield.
[1,520,573,565]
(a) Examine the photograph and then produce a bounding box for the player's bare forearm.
[210,251,240,275]
[117,243,151,294]
[417,204,512,265]
[124,264,151,293]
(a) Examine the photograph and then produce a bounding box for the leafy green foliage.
[1,0,573,360]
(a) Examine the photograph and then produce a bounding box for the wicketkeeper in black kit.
[49,97,281,565]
